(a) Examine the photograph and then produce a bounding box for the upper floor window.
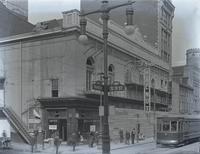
[52,79,58,97]
[161,8,171,27]
[161,28,171,61]
[161,79,164,88]
[86,57,95,91]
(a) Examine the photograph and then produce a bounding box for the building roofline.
[0,1,33,27]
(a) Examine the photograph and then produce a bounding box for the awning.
[37,96,100,109]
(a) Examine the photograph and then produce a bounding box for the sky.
[28,0,200,66]
[28,0,80,23]
[172,0,200,66]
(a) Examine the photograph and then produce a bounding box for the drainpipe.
[20,40,22,119]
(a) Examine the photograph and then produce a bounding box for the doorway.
[58,119,67,141]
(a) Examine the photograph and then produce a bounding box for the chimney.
[62,9,80,29]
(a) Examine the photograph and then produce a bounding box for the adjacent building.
[0,1,33,106]
[0,0,28,20]
[172,48,200,114]
[0,0,175,142]
[0,1,33,38]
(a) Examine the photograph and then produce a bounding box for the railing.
[1,107,33,144]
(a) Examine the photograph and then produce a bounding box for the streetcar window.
[171,121,177,131]
[178,121,182,131]
[157,123,162,132]
[163,122,170,131]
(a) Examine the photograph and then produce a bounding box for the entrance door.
[58,119,67,141]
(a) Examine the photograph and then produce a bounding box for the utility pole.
[79,1,135,153]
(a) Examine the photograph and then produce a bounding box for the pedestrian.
[71,132,78,151]
[77,131,81,143]
[125,130,130,144]
[95,131,99,145]
[88,131,95,147]
[131,128,135,144]
[119,129,124,143]
[2,130,8,148]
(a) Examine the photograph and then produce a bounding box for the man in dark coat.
[119,129,124,143]
[71,132,78,151]
[89,131,95,147]
[131,128,135,144]
[125,130,130,144]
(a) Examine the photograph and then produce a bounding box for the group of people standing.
[119,128,136,144]
[70,131,99,151]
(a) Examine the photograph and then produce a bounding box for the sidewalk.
[10,138,154,154]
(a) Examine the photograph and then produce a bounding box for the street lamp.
[79,1,135,154]
[78,16,88,44]
[151,79,156,140]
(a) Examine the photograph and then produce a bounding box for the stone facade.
[0,8,174,140]
[81,0,175,64]
[171,80,193,114]
[172,48,200,114]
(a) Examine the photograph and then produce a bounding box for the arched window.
[86,57,94,91]
[108,64,115,85]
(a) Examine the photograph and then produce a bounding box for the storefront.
[38,97,99,141]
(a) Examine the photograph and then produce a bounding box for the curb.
[111,140,154,151]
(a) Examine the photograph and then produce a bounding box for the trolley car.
[157,115,200,145]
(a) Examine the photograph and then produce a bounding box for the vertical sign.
[144,67,151,112]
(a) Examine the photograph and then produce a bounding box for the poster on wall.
[49,125,57,130]
[90,125,96,132]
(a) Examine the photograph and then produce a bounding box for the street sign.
[109,81,125,91]
[92,80,125,92]
[93,84,104,91]
[92,80,104,91]
[109,84,125,91]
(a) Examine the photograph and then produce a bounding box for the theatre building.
[0,7,174,141]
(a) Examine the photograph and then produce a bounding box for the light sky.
[172,0,200,66]
[28,0,200,66]
[28,0,80,24]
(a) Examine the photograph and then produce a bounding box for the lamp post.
[152,79,156,140]
[79,1,135,153]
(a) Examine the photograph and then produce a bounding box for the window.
[86,57,94,91]
[157,123,162,132]
[171,121,177,131]
[161,28,171,61]
[161,80,163,88]
[52,79,58,97]
[178,121,182,132]
[165,81,168,87]
[163,121,170,131]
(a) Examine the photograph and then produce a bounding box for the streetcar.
[156,115,200,146]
